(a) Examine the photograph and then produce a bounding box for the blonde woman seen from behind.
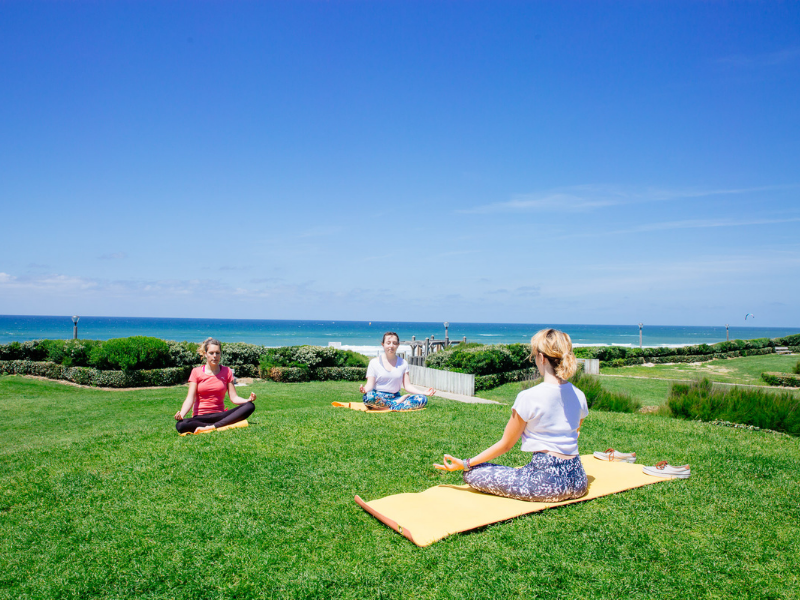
[434,328,588,502]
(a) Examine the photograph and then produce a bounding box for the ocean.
[1,315,797,351]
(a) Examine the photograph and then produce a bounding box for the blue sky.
[1,1,798,326]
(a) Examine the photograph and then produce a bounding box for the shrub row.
[569,371,642,413]
[667,378,800,436]
[574,335,800,363]
[426,344,532,376]
[602,347,776,368]
[0,338,196,370]
[260,346,370,370]
[426,336,800,376]
[475,368,539,391]
[0,360,192,388]
[263,366,367,383]
[761,372,800,388]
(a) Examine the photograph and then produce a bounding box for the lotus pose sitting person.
[174,337,256,434]
[434,328,589,502]
[359,331,436,411]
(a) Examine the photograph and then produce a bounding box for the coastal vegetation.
[600,352,799,386]
[668,378,800,436]
[574,333,800,367]
[1,374,797,599]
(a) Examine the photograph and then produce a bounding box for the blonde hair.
[529,328,578,380]
[198,337,222,357]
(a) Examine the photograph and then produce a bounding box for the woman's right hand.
[174,411,183,421]
[359,384,367,394]
[434,454,464,472]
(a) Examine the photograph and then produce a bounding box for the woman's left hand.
[426,387,436,396]
[249,392,257,402]
[434,454,464,472]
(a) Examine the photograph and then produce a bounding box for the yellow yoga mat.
[179,419,249,436]
[331,402,426,413]
[355,455,674,546]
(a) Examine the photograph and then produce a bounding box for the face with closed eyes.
[205,344,221,368]
[382,335,400,355]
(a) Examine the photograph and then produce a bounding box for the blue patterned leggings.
[463,452,588,502]
[362,390,428,411]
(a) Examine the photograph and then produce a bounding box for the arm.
[359,376,376,394]
[402,371,435,397]
[175,382,198,420]
[227,381,256,405]
[434,410,527,471]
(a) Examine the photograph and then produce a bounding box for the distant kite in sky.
[745,313,755,320]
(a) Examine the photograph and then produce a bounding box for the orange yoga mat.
[331,402,425,413]
[355,455,674,546]
[178,419,249,436]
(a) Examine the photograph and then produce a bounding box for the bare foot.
[194,425,216,434]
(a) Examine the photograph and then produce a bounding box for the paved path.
[434,390,501,405]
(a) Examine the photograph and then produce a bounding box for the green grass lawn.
[601,353,799,386]
[2,375,799,599]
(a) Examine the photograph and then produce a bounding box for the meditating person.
[359,331,436,411]
[174,337,256,434]
[434,328,589,502]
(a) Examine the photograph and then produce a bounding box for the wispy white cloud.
[459,184,787,214]
[717,47,800,68]
[599,216,800,236]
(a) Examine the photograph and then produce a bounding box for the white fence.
[409,365,475,396]
[578,358,600,375]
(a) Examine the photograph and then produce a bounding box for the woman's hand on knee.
[249,392,256,403]
[359,384,367,394]
[174,411,183,421]
[434,454,464,472]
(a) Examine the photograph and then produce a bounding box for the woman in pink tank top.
[174,337,257,435]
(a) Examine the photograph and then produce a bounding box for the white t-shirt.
[366,355,409,394]
[512,382,589,456]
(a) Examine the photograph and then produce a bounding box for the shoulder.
[565,382,587,401]
[368,356,381,368]
[189,366,205,379]
[220,365,233,380]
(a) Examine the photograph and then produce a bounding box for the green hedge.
[667,378,800,436]
[761,372,800,387]
[313,367,368,382]
[260,346,369,370]
[262,366,367,383]
[0,360,191,388]
[475,368,539,391]
[601,347,776,368]
[570,371,641,413]
[426,344,532,375]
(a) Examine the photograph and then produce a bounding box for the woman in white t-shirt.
[434,328,589,502]
[359,332,436,411]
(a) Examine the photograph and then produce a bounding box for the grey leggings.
[463,452,588,502]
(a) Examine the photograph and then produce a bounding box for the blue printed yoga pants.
[463,452,588,502]
[362,390,428,411]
